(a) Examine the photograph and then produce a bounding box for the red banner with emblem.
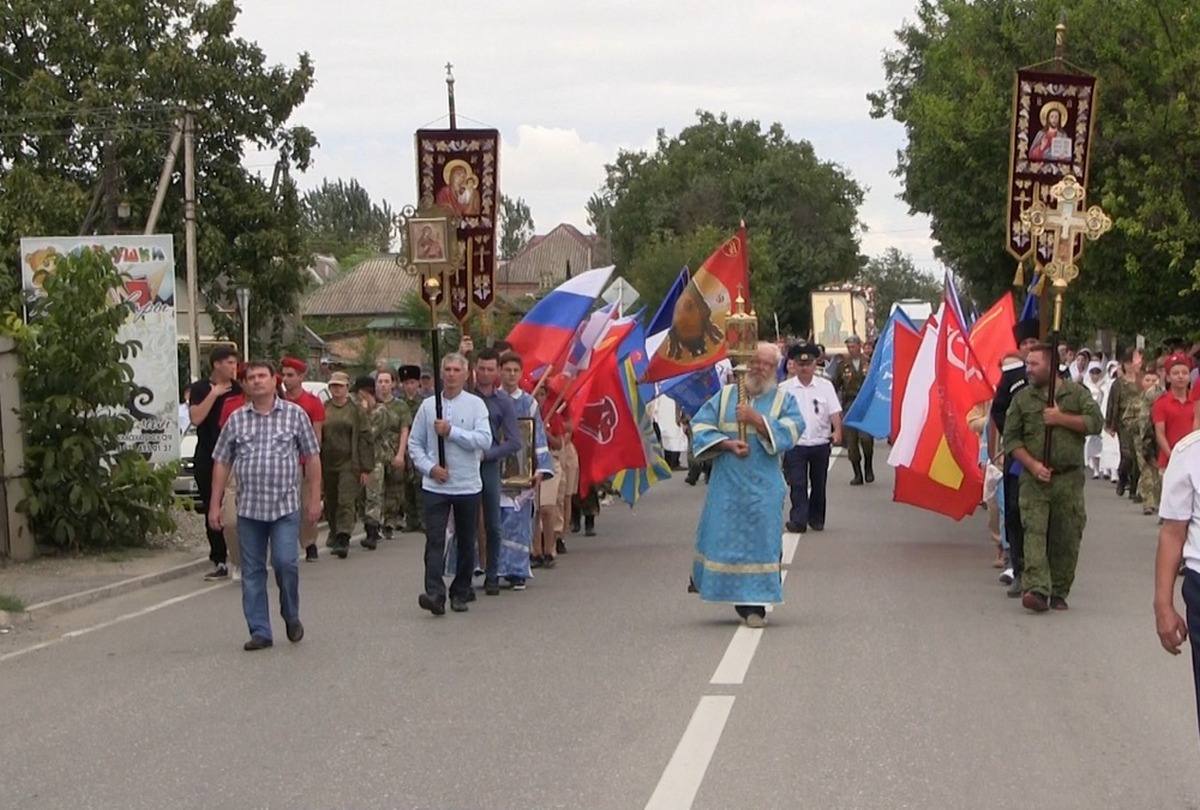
[1006,69,1098,263]
[415,128,499,322]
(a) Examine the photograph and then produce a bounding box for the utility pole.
[144,119,183,235]
[102,137,119,234]
[183,111,201,382]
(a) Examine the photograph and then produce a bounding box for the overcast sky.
[236,0,936,271]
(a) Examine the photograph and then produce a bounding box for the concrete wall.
[0,337,32,560]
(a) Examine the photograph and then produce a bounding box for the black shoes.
[286,620,304,643]
[849,462,864,486]
[556,537,567,555]
[418,594,446,616]
[204,563,229,580]
[570,517,581,534]
[362,526,379,550]
[785,522,807,533]
[584,516,596,537]
[304,544,319,562]
[383,525,395,540]
[809,524,824,532]
[864,463,875,484]
[485,581,500,596]
[244,635,273,651]
[531,555,544,569]
[450,597,469,613]
[333,533,350,559]
[542,556,556,569]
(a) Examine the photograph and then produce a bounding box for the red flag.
[967,293,1017,388]
[890,317,922,443]
[642,227,748,383]
[570,348,647,496]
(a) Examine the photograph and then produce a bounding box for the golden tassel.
[1030,272,1045,296]
[1012,260,1025,287]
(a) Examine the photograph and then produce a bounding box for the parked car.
[301,380,331,403]
[173,426,201,506]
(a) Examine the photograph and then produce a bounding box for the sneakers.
[1006,575,1023,598]
[1022,591,1050,613]
[204,564,229,581]
[531,556,544,569]
[418,593,446,616]
[230,565,242,583]
[286,620,304,643]
[510,580,527,591]
[305,545,319,562]
[243,635,273,651]
[556,537,567,555]
[999,568,1014,585]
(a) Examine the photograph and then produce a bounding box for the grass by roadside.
[0,591,26,613]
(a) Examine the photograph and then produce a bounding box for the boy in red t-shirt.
[1154,354,1197,469]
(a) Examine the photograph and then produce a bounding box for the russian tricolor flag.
[506,266,615,372]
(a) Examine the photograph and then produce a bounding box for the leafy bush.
[3,249,176,551]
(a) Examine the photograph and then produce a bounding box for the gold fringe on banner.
[1012,260,1025,287]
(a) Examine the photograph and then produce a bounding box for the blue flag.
[646,267,688,338]
[1020,274,1039,321]
[664,366,722,418]
[843,309,914,439]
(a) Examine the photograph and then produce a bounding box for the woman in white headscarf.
[1098,359,1121,480]
[1084,360,1109,478]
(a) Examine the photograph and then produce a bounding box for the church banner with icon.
[1006,69,1098,264]
[20,236,180,464]
[415,128,500,322]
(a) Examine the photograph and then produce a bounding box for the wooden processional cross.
[1020,175,1113,331]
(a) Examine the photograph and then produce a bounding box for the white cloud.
[234,0,938,262]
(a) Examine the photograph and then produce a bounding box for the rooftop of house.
[497,223,605,289]
[301,255,420,317]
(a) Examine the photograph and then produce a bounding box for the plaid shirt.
[211,397,320,521]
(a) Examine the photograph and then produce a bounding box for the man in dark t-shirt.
[189,345,242,579]
[991,319,1039,597]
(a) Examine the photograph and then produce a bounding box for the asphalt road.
[0,452,1197,809]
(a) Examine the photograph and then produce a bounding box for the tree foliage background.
[498,194,534,260]
[869,0,1200,342]
[301,178,393,265]
[595,111,865,336]
[857,248,943,319]
[0,0,318,354]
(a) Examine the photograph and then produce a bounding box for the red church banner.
[1005,69,1098,264]
[415,129,499,322]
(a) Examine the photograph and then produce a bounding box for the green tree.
[301,178,394,263]
[598,111,865,335]
[3,250,177,552]
[857,248,942,320]
[0,0,318,356]
[498,194,534,260]
[869,0,1200,340]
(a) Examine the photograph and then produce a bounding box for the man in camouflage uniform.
[397,365,426,532]
[832,334,873,485]
[1137,367,1165,514]
[321,372,373,558]
[1003,343,1104,612]
[364,368,412,543]
[1104,349,1143,501]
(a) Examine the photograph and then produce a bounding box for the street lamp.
[235,287,250,359]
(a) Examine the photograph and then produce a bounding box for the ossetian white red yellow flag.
[888,291,993,520]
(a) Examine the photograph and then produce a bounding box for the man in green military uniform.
[833,334,873,485]
[1104,349,1143,500]
[1136,366,1165,514]
[321,371,373,558]
[397,365,426,533]
[365,367,411,542]
[1002,343,1104,612]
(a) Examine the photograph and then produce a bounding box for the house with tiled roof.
[301,255,426,371]
[497,223,607,298]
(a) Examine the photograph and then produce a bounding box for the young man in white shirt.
[779,343,843,533]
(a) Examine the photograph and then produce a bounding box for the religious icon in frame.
[409,217,451,265]
[500,417,537,489]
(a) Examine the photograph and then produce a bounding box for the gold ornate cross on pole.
[1020,175,1112,332]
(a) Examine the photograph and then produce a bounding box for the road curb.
[0,609,30,625]
[23,557,212,622]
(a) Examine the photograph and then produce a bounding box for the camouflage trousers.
[845,427,874,467]
[1139,459,1162,512]
[364,460,406,528]
[401,467,424,530]
[1018,468,1086,599]
[323,468,361,540]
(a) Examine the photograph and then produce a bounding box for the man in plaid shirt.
[210,361,323,651]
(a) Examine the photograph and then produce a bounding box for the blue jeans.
[481,460,503,584]
[237,510,301,641]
